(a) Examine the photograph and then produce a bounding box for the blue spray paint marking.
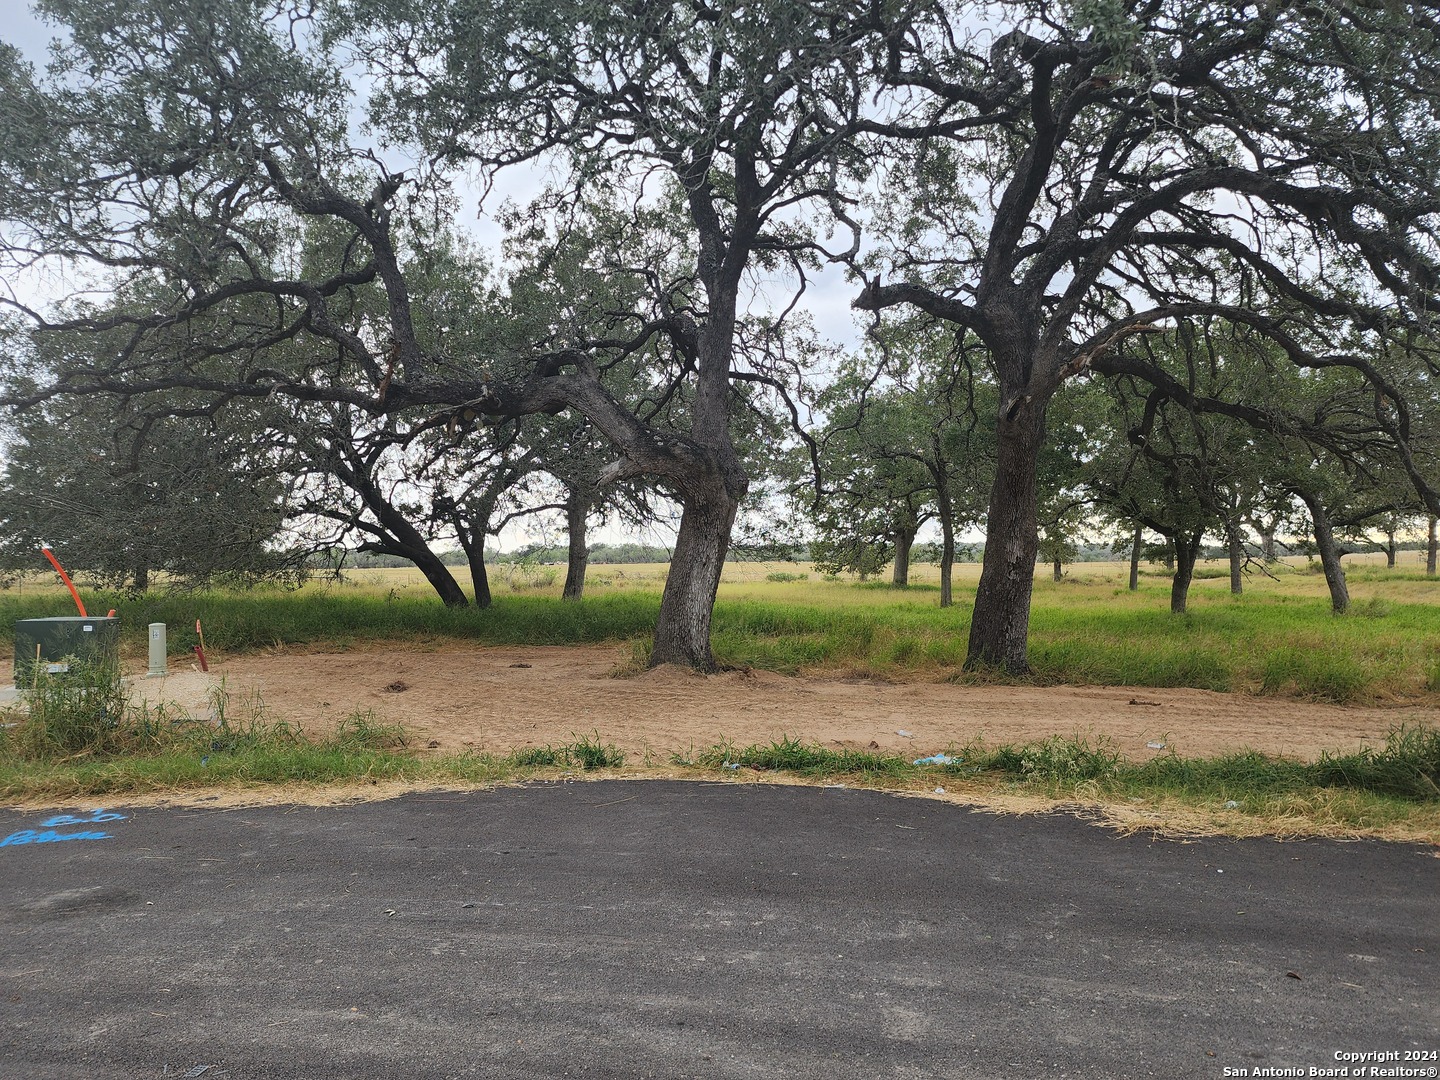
[40,809,126,827]
[0,829,112,847]
[0,809,126,848]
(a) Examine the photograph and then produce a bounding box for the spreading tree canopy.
[2,0,1439,671]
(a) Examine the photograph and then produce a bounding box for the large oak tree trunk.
[1428,516,1437,577]
[1297,490,1349,613]
[562,493,590,602]
[651,482,739,670]
[1128,525,1141,591]
[647,279,746,669]
[891,526,915,588]
[966,400,1045,673]
[1171,530,1202,614]
[412,547,470,608]
[1385,525,1398,569]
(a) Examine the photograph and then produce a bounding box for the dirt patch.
[122,642,1435,762]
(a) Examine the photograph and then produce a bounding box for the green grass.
[0,588,662,656]
[0,701,626,801]
[669,726,1440,837]
[685,734,912,778]
[4,559,1439,703]
[506,733,625,770]
[0,655,630,801]
[2,659,1435,838]
[689,725,1440,805]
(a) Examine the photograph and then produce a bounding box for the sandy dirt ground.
[116,642,1437,762]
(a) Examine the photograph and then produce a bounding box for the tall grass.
[671,725,1440,836]
[0,589,661,655]
[4,559,1439,701]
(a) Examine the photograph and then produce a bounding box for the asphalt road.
[0,781,1435,1080]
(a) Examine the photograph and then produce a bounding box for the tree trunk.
[1297,490,1349,614]
[562,493,589,602]
[935,481,955,609]
[449,513,492,610]
[1385,525,1397,569]
[1428,516,1437,577]
[412,547,470,608]
[466,536,491,609]
[939,521,955,607]
[1170,531,1202,614]
[1260,525,1277,562]
[1128,525,1141,591]
[1051,558,1062,582]
[891,526,915,588]
[133,564,150,593]
[1226,519,1244,596]
[650,484,739,670]
[966,401,1045,672]
[348,462,468,607]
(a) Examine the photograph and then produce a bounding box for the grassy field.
[2,554,1437,837]
[4,554,1438,703]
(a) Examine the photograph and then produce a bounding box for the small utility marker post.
[147,623,167,678]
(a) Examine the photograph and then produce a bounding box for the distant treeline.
[309,536,1433,573]
[311,543,678,569]
[488,543,678,565]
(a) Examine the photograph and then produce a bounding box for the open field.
[2,556,1438,838]
[5,554,1439,701]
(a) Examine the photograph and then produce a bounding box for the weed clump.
[692,735,910,777]
[1309,725,1440,800]
[506,733,624,770]
[327,710,410,751]
[10,657,129,757]
[986,735,1123,784]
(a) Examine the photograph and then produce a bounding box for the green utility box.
[12,617,120,685]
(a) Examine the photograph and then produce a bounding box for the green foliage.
[693,735,911,777]
[11,657,129,757]
[986,735,1122,784]
[681,726,1440,810]
[0,383,301,592]
[0,589,662,655]
[328,710,411,751]
[1260,648,1368,702]
[487,543,675,565]
[0,670,307,767]
[567,732,624,769]
[507,745,565,767]
[8,567,1439,702]
[1131,725,1440,804]
[1309,725,1440,801]
[505,733,623,770]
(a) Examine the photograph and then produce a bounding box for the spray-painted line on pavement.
[0,808,128,848]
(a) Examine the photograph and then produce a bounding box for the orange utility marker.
[40,546,87,617]
[194,619,210,672]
